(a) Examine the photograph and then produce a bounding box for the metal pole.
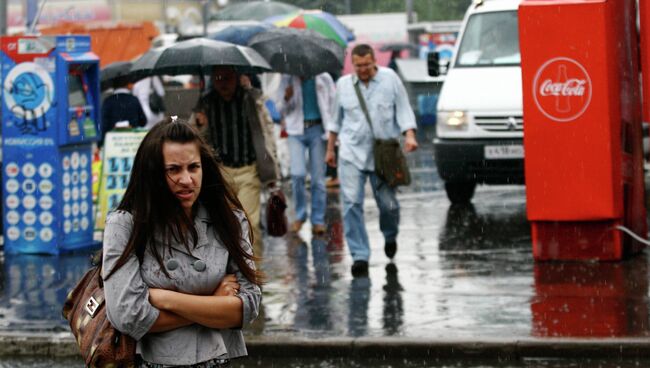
[27,0,46,35]
[406,0,415,24]
[345,0,351,14]
[202,0,209,36]
[161,0,168,32]
[0,0,8,35]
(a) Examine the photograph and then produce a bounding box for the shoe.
[290,220,304,233]
[312,224,327,236]
[351,260,369,277]
[384,241,397,259]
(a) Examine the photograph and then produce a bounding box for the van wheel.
[444,182,476,204]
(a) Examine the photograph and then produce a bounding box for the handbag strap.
[353,79,374,137]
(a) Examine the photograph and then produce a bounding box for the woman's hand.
[149,288,170,310]
[213,274,240,297]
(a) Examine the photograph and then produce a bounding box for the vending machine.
[519,0,646,260]
[1,35,101,254]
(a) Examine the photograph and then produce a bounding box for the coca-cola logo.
[533,57,592,122]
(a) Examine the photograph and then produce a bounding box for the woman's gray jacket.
[102,206,261,366]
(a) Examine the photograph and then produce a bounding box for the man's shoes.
[312,224,327,236]
[351,260,369,277]
[384,241,397,259]
[290,220,304,233]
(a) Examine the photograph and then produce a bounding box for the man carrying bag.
[325,44,418,277]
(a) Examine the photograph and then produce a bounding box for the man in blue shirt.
[325,44,418,276]
[276,73,336,236]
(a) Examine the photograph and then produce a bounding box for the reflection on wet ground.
[1,140,650,343]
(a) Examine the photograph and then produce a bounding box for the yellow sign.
[95,130,147,230]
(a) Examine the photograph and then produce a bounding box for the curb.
[1,333,650,360]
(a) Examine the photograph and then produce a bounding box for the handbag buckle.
[85,296,100,317]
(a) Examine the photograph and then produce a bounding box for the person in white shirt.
[275,72,336,235]
[132,76,166,129]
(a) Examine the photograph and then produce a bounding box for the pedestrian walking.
[100,77,147,147]
[102,117,262,367]
[276,72,336,235]
[194,66,279,258]
[325,44,418,276]
[132,75,166,129]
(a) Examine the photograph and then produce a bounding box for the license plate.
[484,145,524,159]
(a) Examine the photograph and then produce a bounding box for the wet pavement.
[2,137,650,364]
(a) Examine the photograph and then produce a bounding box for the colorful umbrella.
[264,10,355,47]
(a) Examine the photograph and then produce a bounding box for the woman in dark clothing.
[100,77,147,147]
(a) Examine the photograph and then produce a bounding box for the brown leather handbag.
[62,253,137,368]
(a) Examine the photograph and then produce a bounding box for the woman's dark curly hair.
[105,117,262,285]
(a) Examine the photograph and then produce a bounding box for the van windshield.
[456,11,520,67]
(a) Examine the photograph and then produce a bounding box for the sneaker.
[351,260,369,277]
[290,220,304,233]
[312,224,327,235]
[384,241,397,259]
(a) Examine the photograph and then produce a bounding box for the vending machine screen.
[68,74,87,108]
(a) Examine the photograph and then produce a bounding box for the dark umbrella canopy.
[212,1,300,21]
[209,24,273,46]
[380,42,419,52]
[100,61,132,89]
[248,28,344,77]
[152,38,271,76]
[130,47,166,80]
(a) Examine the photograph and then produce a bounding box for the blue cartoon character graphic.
[3,62,55,135]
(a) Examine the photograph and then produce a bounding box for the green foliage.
[277,0,472,21]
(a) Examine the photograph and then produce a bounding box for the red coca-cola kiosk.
[519,0,647,260]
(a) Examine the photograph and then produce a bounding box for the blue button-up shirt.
[328,67,416,171]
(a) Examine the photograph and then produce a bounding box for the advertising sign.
[95,131,147,230]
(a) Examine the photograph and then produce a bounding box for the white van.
[434,0,523,203]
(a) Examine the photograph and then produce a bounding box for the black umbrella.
[248,27,344,77]
[380,42,419,52]
[212,1,300,21]
[130,47,166,80]
[151,38,271,76]
[100,61,132,90]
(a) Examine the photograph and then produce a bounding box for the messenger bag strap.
[353,79,374,137]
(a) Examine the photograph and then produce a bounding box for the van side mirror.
[427,51,440,77]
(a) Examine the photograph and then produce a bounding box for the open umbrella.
[100,61,132,90]
[264,10,355,47]
[248,27,344,77]
[380,42,419,52]
[151,38,271,76]
[209,23,273,46]
[130,47,167,80]
[212,1,300,21]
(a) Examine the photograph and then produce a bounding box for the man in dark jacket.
[100,77,146,147]
[194,66,279,257]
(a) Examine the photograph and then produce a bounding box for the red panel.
[520,1,622,221]
[0,36,54,63]
[520,0,646,260]
[532,221,623,261]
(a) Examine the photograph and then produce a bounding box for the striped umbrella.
[264,10,355,47]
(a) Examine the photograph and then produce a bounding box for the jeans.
[288,124,326,225]
[338,159,399,262]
